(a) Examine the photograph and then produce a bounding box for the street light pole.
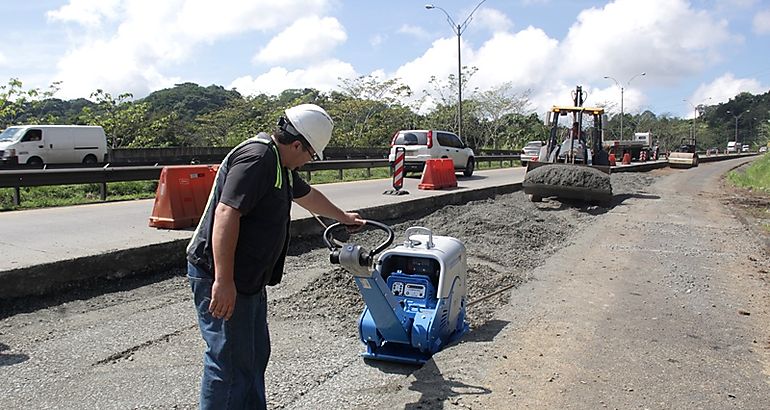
[603,72,645,140]
[456,23,462,139]
[426,1,486,140]
[727,110,749,143]
[683,97,712,141]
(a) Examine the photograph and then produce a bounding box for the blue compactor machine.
[324,220,469,364]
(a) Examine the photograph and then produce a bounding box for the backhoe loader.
[523,86,613,205]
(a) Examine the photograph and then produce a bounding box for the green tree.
[79,89,151,148]
[330,75,415,147]
[421,66,481,147]
[0,78,62,127]
[195,98,263,147]
[473,84,532,149]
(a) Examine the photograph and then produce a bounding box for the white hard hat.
[284,104,333,160]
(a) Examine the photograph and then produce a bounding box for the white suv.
[388,129,475,176]
[520,140,544,165]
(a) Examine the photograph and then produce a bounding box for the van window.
[21,129,42,142]
[395,131,427,145]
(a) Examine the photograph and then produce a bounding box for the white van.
[0,125,107,166]
[726,141,739,154]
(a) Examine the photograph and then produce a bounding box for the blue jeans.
[188,262,270,410]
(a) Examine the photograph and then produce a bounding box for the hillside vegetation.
[1,76,769,152]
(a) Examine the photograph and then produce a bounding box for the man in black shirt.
[186,103,363,409]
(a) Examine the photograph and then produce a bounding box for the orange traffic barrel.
[418,159,457,190]
[149,165,218,229]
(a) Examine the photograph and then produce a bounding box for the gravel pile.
[273,171,654,330]
[524,164,612,191]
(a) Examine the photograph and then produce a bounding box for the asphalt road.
[0,167,525,271]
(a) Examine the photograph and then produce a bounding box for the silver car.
[520,141,544,165]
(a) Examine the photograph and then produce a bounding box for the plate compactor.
[324,220,469,365]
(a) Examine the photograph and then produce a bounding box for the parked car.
[726,141,739,153]
[388,129,475,176]
[760,146,767,153]
[741,144,750,153]
[520,140,544,165]
[706,147,719,155]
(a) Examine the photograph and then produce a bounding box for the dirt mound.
[272,171,657,330]
[524,164,611,191]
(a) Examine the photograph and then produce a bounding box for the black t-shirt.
[186,133,311,294]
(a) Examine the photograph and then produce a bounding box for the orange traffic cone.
[622,152,631,165]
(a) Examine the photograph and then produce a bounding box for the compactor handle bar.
[323,220,395,256]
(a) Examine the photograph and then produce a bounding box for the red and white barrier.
[392,147,405,191]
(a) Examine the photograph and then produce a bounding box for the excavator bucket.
[668,152,699,168]
[523,162,612,204]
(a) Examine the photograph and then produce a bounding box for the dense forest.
[0,75,768,152]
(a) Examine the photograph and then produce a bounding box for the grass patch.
[1,181,158,211]
[305,167,391,184]
[727,154,770,192]
[477,159,522,169]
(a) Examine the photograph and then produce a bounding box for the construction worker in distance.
[186,103,364,409]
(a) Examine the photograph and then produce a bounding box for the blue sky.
[0,0,768,119]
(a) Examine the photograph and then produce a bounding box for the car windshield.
[395,131,427,145]
[0,127,24,142]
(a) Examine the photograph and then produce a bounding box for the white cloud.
[473,27,558,89]
[383,0,748,117]
[55,38,181,99]
[393,37,458,101]
[398,25,431,39]
[47,0,332,99]
[370,34,385,47]
[754,9,770,34]
[472,8,513,33]
[255,16,346,64]
[46,0,121,27]
[560,0,733,83]
[229,59,357,96]
[688,73,765,112]
[390,25,556,113]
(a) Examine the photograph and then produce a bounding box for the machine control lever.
[323,220,394,257]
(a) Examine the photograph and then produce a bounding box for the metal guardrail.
[0,155,521,205]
